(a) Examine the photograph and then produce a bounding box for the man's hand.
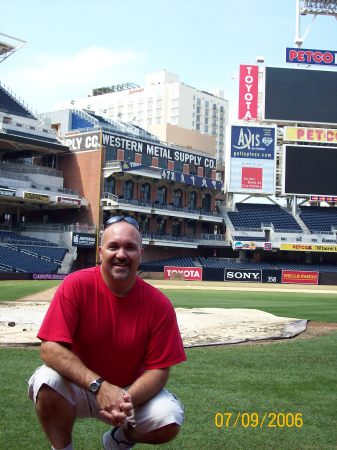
[97,383,133,426]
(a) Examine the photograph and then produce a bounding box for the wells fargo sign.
[284,126,337,144]
[280,243,337,253]
[281,270,318,285]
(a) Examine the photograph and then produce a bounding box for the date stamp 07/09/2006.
[214,412,304,430]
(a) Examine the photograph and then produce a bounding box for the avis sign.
[164,266,202,281]
[238,64,258,121]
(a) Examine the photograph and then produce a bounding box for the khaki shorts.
[28,365,184,433]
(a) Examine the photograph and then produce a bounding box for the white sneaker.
[102,427,135,450]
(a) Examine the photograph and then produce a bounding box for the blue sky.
[1,0,337,119]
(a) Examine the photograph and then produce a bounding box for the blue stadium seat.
[0,245,60,273]
[228,203,302,232]
[0,85,36,119]
[300,206,337,233]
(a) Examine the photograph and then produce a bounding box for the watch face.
[89,381,100,393]
[89,377,104,394]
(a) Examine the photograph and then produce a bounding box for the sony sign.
[224,269,262,282]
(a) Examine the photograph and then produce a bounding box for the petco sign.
[286,47,337,67]
[164,266,203,281]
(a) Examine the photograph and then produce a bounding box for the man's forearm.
[127,368,170,407]
[40,340,98,389]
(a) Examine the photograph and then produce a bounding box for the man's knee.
[159,423,180,443]
[36,384,74,418]
[127,422,180,444]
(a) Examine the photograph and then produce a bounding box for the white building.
[56,70,229,165]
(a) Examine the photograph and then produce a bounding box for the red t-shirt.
[38,266,186,387]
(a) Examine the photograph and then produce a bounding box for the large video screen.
[284,145,337,196]
[264,67,337,124]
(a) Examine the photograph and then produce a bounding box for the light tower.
[295,0,337,47]
[0,32,26,64]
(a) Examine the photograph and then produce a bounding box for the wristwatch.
[88,377,104,394]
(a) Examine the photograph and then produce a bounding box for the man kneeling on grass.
[28,216,186,450]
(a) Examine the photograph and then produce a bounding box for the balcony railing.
[104,195,222,218]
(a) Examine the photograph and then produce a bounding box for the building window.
[123,180,134,200]
[140,183,151,202]
[189,163,197,175]
[156,217,166,234]
[142,153,152,166]
[106,147,117,161]
[157,186,167,205]
[124,150,135,162]
[174,160,183,172]
[104,177,115,194]
[173,189,183,208]
[172,221,181,237]
[158,157,167,169]
[204,166,212,178]
[202,193,211,211]
[188,191,197,210]
[139,216,150,233]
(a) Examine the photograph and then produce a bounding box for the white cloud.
[2,47,147,112]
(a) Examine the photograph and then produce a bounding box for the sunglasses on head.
[105,215,140,231]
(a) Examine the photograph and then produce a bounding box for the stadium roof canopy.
[0,133,69,158]
[0,32,26,64]
[300,0,337,16]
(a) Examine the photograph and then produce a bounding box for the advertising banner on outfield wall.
[310,195,337,203]
[280,243,337,253]
[238,64,258,121]
[228,125,276,194]
[284,126,337,144]
[232,241,257,250]
[0,188,16,197]
[281,270,319,285]
[72,233,96,248]
[262,270,282,284]
[164,266,202,281]
[224,269,262,282]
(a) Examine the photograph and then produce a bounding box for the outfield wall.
[1,270,337,285]
[167,267,337,285]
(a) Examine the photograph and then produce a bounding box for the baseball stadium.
[1,1,337,449]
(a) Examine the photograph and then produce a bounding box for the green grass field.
[0,280,60,302]
[0,281,336,449]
